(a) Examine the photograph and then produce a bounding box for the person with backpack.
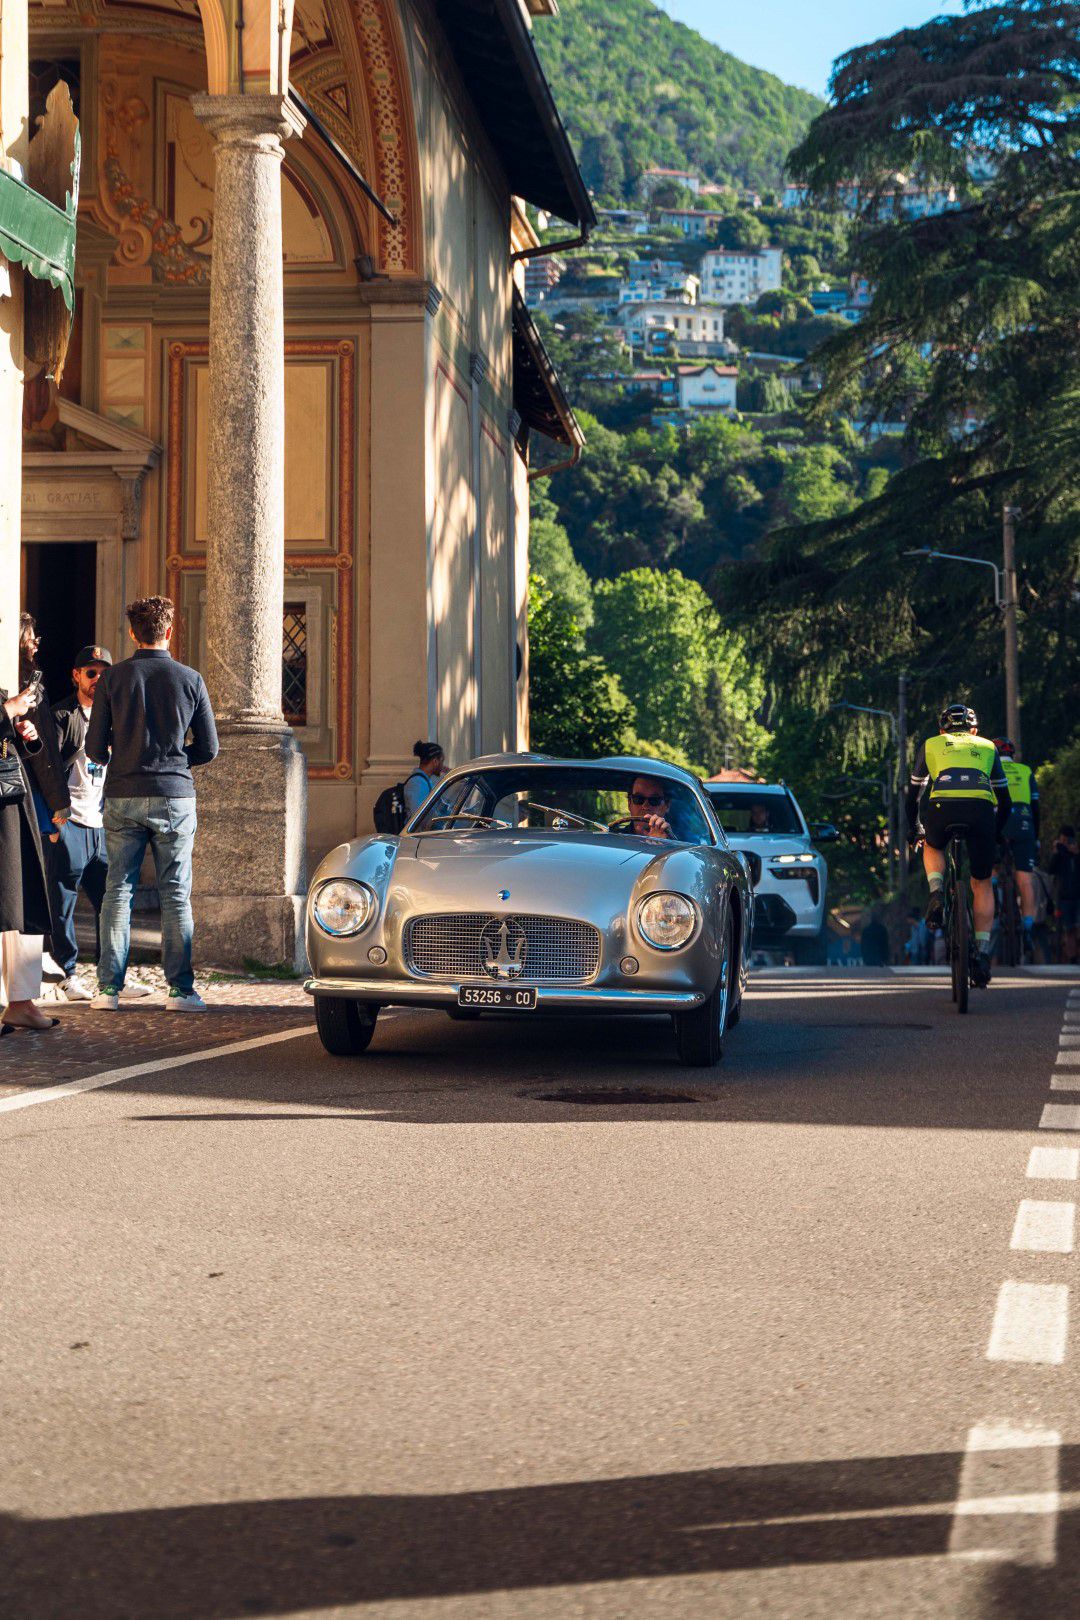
[372,741,447,834]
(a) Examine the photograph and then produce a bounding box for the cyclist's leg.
[921,805,950,928]
[966,803,998,981]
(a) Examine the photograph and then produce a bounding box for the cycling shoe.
[924,892,945,931]
[971,950,992,988]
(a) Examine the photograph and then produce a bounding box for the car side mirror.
[742,850,763,887]
[810,822,840,844]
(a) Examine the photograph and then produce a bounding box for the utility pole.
[898,672,908,893]
[1002,503,1022,753]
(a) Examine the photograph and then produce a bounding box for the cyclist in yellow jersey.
[906,703,1012,987]
[993,737,1040,960]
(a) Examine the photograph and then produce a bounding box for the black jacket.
[86,649,219,799]
[21,680,70,821]
[0,699,51,937]
[53,690,90,769]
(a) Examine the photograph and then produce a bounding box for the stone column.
[189,93,308,969]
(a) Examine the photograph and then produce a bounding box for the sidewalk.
[1,965,313,1102]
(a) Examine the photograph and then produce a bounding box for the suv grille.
[406,914,601,982]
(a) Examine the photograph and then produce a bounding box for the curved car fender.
[628,845,736,975]
[306,836,400,968]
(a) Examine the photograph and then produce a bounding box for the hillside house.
[658,208,716,240]
[700,248,783,305]
[677,364,738,414]
[619,301,729,359]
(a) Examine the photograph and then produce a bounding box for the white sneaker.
[167,991,207,1012]
[119,982,153,1000]
[58,975,94,1002]
[90,990,119,1010]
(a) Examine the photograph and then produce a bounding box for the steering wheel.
[608,817,637,833]
[428,812,511,831]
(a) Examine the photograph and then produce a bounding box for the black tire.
[952,877,969,1015]
[314,995,379,1056]
[674,910,733,1067]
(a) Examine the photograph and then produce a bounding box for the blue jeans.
[46,821,108,977]
[99,797,197,994]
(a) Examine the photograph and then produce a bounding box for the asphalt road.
[3,969,1080,1619]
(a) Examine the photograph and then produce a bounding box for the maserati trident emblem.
[480,917,527,980]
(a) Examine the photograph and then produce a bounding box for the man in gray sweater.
[86,596,218,1010]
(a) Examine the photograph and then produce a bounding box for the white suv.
[703,781,837,960]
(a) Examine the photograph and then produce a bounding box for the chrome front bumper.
[304,976,706,1012]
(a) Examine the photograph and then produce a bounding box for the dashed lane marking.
[1010,1200,1075,1253]
[1051,1050,1080,1066]
[1028,1146,1080,1181]
[0,1026,317,1115]
[949,1425,1060,1566]
[1058,1034,1080,1048]
[1039,1103,1080,1131]
[987,1281,1068,1364]
[1049,1074,1080,1090]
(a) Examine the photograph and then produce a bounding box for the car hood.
[388,831,696,916]
[726,834,817,861]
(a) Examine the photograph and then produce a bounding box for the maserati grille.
[406,914,601,983]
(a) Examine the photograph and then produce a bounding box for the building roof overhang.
[511,286,583,461]
[436,0,595,231]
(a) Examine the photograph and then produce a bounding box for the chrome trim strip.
[304,977,705,1011]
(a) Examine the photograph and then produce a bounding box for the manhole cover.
[531,1087,703,1106]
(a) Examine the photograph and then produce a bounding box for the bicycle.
[996,840,1023,969]
[943,828,978,1014]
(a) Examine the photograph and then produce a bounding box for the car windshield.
[409,765,715,845]
[706,787,803,836]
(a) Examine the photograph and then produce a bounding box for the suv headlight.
[636,892,699,951]
[312,879,377,937]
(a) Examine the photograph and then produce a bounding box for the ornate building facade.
[3,0,590,962]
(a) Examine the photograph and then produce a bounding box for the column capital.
[191,93,305,147]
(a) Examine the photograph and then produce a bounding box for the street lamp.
[830,701,901,888]
[903,504,1022,751]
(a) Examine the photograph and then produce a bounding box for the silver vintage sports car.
[304,755,754,1066]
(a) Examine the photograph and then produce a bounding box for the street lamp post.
[904,514,1022,753]
[831,700,900,890]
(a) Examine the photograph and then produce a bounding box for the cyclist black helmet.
[993,736,1016,757]
[939,702,977,733]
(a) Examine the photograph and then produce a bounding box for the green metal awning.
[0,136,79,311]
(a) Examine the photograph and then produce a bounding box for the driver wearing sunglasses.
[626,775,674,840]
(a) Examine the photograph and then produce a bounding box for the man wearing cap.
[47,646,148,1002]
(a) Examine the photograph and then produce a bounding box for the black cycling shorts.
[1004,808,1037,873]
[923,799,998,881]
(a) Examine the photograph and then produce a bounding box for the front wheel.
[314,995,380,1055]
[673,911,733,1067]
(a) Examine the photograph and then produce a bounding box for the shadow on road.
[3,1447,1069,1617]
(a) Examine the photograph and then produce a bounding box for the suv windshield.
[410,765,714,845]
[706,787,803,837]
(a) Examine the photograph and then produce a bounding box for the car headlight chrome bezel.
[636,891,700,952]
[312,878,378,937]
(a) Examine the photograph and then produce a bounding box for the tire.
[674,910,733,1067]
[314,995,379,1056]
[952,879,969,1015]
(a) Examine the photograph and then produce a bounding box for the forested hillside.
[534,0,823,199]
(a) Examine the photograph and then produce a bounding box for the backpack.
[372,771,427,835]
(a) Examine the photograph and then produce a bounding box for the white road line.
[1058,1034,1080,1049]
[987,1281,1068,1364]
[1040,1103,1080,1130]
[1052,1051,1080,1067]
[1050,1073,1080,1091]
[1028,1146,1080,1181]
[950,1425,1060,1566]
[1010,1200,1075,1253]
[0,1025,316,1115]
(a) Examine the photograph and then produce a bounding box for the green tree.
[727,0,1080,766]
[530,491,594,630]
[590,567,768,771]
[527,575,634,757]
[780,445,855,524]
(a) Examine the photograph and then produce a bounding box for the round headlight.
[636,892,699,951]
[312,879,377,937]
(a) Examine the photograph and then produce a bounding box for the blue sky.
[656,1,967,98]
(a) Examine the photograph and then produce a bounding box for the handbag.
[0,736,26,805]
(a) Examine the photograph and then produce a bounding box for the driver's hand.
[645,813,672,838]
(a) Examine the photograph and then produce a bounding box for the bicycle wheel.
[1000,863,1021,968]
[954,856,970,1015]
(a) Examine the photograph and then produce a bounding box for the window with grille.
[282,603,308,726]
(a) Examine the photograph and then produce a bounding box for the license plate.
[457,985,538,1010]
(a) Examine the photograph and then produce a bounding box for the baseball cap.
[73,645,113,668]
